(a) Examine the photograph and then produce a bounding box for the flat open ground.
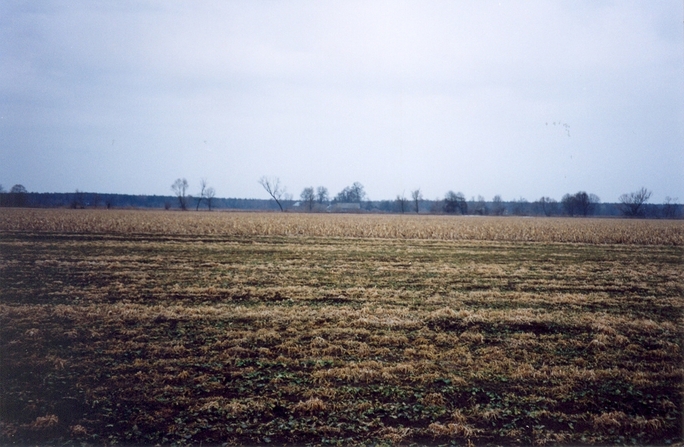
[1,209,683,445]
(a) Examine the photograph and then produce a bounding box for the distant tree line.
[1,181,681,219]
[0,189,279,211]
[0,184,29,207]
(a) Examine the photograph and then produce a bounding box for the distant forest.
[0,186,681,219]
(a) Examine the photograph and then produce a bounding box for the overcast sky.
[1,1,682,203]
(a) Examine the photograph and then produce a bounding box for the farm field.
[1,209,683,446]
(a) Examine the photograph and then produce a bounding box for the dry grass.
[0,208,682,244]
[0,209,682,445]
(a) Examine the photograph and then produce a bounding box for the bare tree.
[300,187,316,212]
[316,186,329,204]
[471,195,487,215]
[196,178,208,211]
[395,193,408,213]
[205,187,216,211]
[561,194,576,216]
[171,178,189,210]
[444,191,467,214]
[8,184,28,207]
[259,176,286,211]
[430,197,444,214]
[411,189,422,213]
[351,182,366,202]
[588,193,601,215]
[512,197,529,216]
[335,182,366,203]
[663,196,679,219]
[491,195,505,216]
[562,191,599,216]
[71,189,85,209]
[536,197,558,216]
[619,187,652,217]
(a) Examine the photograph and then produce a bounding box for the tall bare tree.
[471,195,487,215]
[586,193,600,216]
[662,196,679,219]
[300,187,316,212]
[536,197,558,216]
[8,184,28,207]
[259,176,286,212]
[171,178,189,210]
[395,194,408,213]
[619,187,652,217]
[512,197,529,216]
[196,178,208,211]
[411,189,422,213]
[205,187,216,211]
[562,191,599,216]
[561,194,576,216]
[316,186,329,204]
[444,191,467,214]
[335,182,366,203]
[350,182,366,203]
[491,195,505,216]
[71,189,85,209]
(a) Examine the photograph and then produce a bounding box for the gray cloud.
[1,0,682,202]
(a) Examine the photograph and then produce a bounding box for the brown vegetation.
[0,209,682,445]
[0,208,682,245]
